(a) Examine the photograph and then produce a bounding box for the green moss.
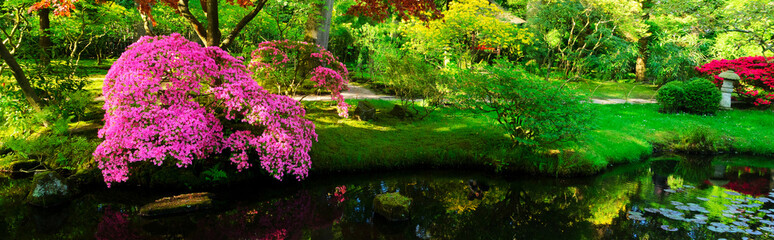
[373,192,412,221]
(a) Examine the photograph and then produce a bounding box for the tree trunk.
[303,0,334,49]
[38,8,52,66]
[205,0,221,47]
[317,0,334,49]
[303,3,321,45]
[137,2,155,36]
[636,0,652,82]
[635,38,648,82]
[0,42,44,112]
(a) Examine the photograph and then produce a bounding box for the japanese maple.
[94,34,316,186]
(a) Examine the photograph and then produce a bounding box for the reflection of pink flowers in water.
[193,186,346,239]
[334,185,347,203]
[94,207,140,240]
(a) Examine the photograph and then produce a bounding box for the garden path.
[294,83,657,104]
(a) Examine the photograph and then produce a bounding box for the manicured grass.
[307,100,774,177]
[576,104,774,170]
[305,100,524,174]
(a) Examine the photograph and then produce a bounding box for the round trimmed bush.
[683,78,721,115]
[656,81,686,113]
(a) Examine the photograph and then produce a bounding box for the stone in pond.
[139,192,213,217]
[373,192,411,221]
[10,160,42,179]
[26,171,70,207]
[354,100,376,121]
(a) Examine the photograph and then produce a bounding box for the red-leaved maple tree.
[347,0,443,22]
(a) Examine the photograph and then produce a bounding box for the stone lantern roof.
[718,70,740,80]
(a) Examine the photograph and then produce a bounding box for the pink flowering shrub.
[696,56,774,107]
[93,34,316,186]
[249,40,350,117]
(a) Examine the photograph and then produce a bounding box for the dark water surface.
[4,157,774,239]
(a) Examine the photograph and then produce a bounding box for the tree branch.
[220,0,269,49]
[177,0,208,44]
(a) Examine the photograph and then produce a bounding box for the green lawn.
[568,79,659,100]
[308,100,774,176]
[306,100,522,173]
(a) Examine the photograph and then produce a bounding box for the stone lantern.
[718,70,740,110]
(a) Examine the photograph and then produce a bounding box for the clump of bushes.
[655,81,686,113]
[684,78,722,114]
[656,78,721,115]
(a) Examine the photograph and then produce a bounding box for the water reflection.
[4,157,774,239]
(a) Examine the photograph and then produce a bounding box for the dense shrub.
[696,56,774,108]
[683,78,721,115]
[656,81,686,113]
[450,60,594,147]
[95,34,317,186]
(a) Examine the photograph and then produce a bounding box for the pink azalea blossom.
[94,34,316,186]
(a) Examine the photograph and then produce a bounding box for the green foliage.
[401,0,531,67]
[375,51,449,119]
[586,36,638,81]
[450,60,595,148]
[4,134,98,171]
[671,126,732,154]
[646,31,709,85]
[656,81,686,113]
[202,163,228,183]
[525,0,623,79]
[683,78,721,115]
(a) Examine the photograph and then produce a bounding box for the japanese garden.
[1,0,773,238]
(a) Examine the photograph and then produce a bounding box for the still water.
[4,157,774,239]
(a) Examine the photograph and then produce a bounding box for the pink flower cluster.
[94,34,317,186]
[696,56,774,107]
[249,40,350,117]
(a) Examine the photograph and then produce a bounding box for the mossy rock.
[373,192,411,221]
[139,192,213,217]
[26,171,70,207]
[10,160,42,179]
[354,100,376,121]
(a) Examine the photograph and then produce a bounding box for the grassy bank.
[308,100,774,176]
[3,98,772,182]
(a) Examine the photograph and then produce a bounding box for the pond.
[3,156,774,239]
